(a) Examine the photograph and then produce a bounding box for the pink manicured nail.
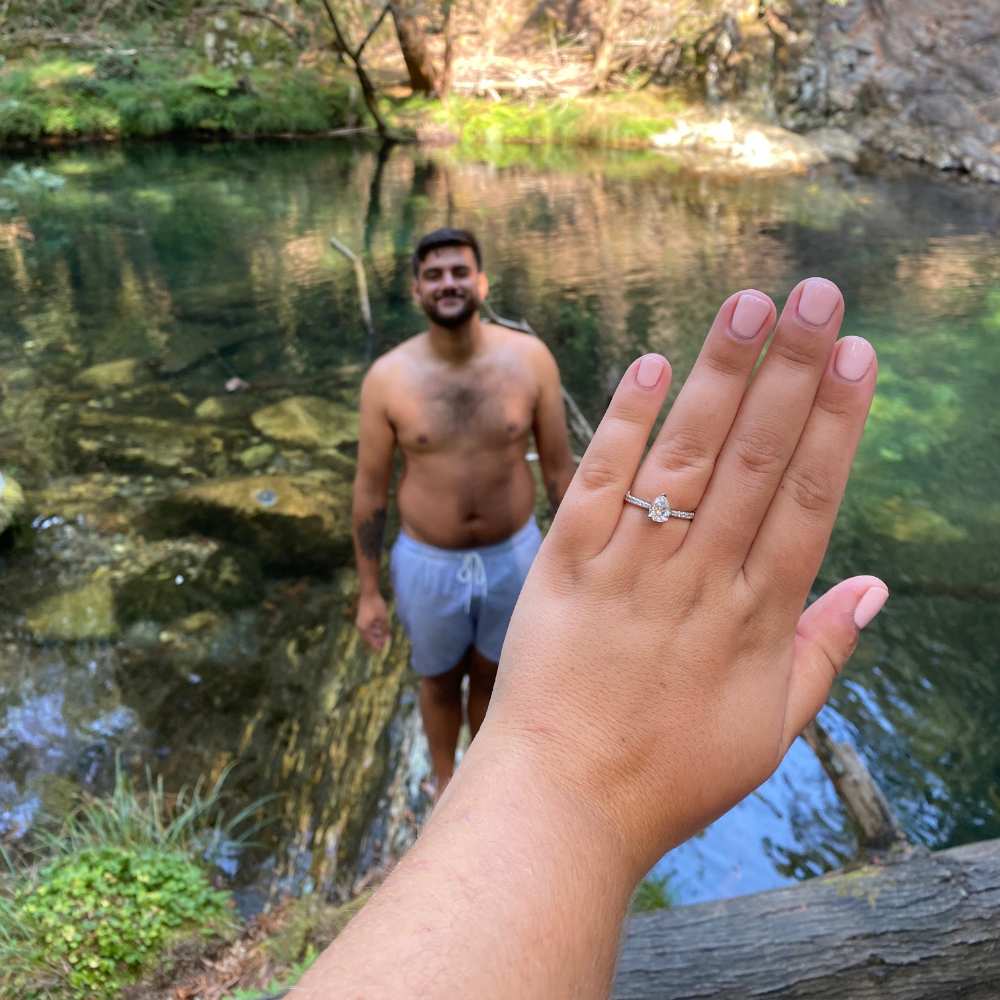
[797,277,840,326]
[636,354,665,388]
[854,586,889,630]
[834,336,875,381]
[730,293,772,340]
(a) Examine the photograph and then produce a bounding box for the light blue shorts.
[389,517,543,677]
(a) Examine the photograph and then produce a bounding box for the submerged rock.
[76,358,148,391]
[154,473,353,573]
[26,576,118,641]
[0,472,26,535]
[115,545,265,626]
[251,396,358,450]
[75,410,237,477]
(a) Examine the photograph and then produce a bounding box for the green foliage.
[0,761,268,998]
[0,55,357,142]
[413,93,681,152]
[631,873,673,913]
[230,952,317,1000]
[1,846,231,999]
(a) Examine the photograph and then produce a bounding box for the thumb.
[782,575,889,746]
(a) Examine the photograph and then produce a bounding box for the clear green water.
[1,139,999,903]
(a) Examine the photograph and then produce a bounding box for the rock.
[251,396,358,450]
[806,127,861,165]
[75,410,235,476]
[26,577,118,641]
[0,472,26,535]
[154,473,353,573]
[115,546,265,626]
[76,358,147,391]
[650,112,827,173]
[775,0,1000,183]
[195,395,254,421]
[237,442,275,470]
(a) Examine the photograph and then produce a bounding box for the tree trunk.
[591,0,625,90]
[614,838,1000,999]
[389,0,441,96]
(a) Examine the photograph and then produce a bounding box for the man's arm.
[530,339,576,513]
[352,364,395,650]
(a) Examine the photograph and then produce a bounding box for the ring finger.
[617,288,776,551]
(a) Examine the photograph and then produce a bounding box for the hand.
[481,277,887,880]
[355,591,389,650]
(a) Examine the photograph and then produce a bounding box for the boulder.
[154,473,353,573]
[251,396,358,451]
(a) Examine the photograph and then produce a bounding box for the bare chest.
[391,369,537,453]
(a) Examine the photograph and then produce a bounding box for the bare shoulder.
[363,334,427,396]
[488,324,557,373]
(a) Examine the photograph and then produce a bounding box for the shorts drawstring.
[457,552,488,614]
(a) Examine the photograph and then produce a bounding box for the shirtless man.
[351,228,576,796]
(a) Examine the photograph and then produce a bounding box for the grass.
[395,91,684,152]
[0,53,360,144]
[0,760,270,999]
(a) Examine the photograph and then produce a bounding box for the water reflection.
[1,139,999,903]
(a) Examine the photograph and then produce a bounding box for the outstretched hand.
[297,278,886,1000]
[482,276,886,878]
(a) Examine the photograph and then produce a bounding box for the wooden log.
[615,838,1000,999]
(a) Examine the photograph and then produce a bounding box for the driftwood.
[615,838,1000,999]
[329,236,376,345]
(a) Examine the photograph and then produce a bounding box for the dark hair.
[412,228,482,275]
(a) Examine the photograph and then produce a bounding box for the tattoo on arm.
[546,480,560,515]
[358,508,387,561]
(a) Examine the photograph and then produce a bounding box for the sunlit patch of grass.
[399,90,685,152]
[28,59,96,88]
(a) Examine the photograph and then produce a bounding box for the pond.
[1,138,998,906]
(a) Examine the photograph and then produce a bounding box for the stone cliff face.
[772,0,1000,182]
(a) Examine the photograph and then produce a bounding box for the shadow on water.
[1,137,999,903]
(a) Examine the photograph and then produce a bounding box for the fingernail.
[730,293,772,340]
[797,277,840,326]
[636,354,665,388]
[854,586,889,630]
[834,336,875,381]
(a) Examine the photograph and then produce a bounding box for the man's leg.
[466,647,498,739]
[419,650,469,797]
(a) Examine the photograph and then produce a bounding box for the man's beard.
[422,290,480,329]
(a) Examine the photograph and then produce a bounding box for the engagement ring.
[624,491,695,523]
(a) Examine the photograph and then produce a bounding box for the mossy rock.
[115,546,265,626]
[0,472,26,535]
[26,576,118,641]
[76,358,149,391]
[251,396,358,450]
[153,474,353,573]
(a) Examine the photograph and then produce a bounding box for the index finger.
[548,354,671,561]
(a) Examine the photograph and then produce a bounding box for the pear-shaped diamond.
[648,494,671,522]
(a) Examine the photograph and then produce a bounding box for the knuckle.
[577,454,622,494]
[781,462,837,514]
[813,382,856,420]
[703,349,747,380]
[654,428,714,477]
[732,426,786,477]
[772,335,825,372]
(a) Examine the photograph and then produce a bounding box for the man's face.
[413,245,488,329]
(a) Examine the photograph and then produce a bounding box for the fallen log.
[614,838,1000,999]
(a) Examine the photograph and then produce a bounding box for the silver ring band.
[624,490,695,523]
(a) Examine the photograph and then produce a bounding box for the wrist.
[438,727,640,900]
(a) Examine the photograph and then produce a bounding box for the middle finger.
[690,277,844,566]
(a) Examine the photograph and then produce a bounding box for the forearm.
[295,731,635,999]
[352,483,388,595]
[541,456,577,513]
